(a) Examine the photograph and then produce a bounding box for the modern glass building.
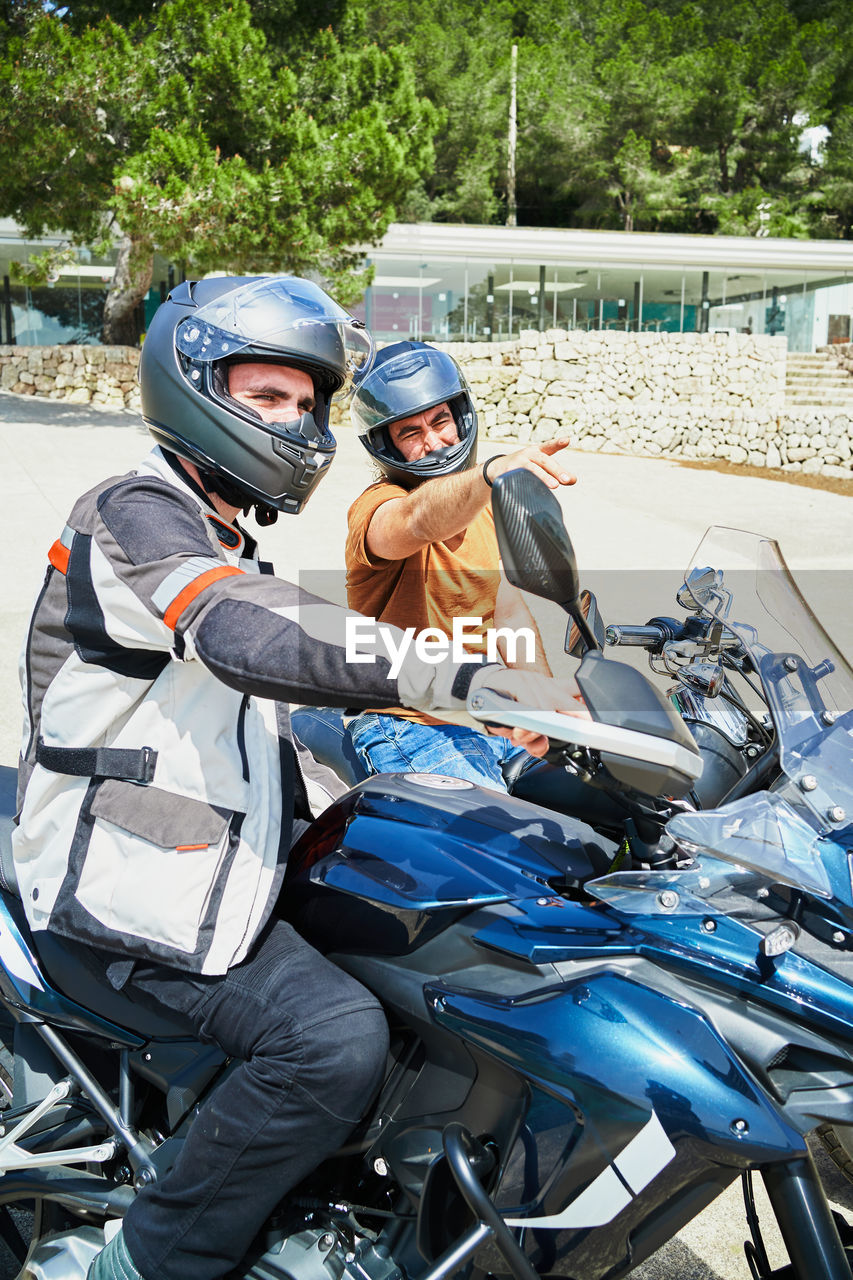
[351,223,853,352]
[2,217,851,352]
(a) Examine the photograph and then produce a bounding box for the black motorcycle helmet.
[139,275,372,522]
[350,341,478,489]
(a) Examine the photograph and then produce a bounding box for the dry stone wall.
[0,345,141,410]
[824,342,853,375]
[432,330,852,480]
[2,332,852,479]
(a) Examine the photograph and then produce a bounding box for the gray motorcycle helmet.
[139,275,372,521]
[350,341,478,490]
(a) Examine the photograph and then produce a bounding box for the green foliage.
[351,0,851,238]
[812,107,853,238]
[358,0,514,222]
[1,0,851,343]
[0,0,436,335]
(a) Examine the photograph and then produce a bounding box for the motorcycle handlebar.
[605,624,669,648]
[605,617,686,653]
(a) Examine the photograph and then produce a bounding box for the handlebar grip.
[605,624,668,649]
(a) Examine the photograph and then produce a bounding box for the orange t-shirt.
[345,481,500,724]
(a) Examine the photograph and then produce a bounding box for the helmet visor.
[175,276,373,398]
[350,346,471,438]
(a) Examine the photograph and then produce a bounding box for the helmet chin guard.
[350,341,478,489]
[140,275,373,518]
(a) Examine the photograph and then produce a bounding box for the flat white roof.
[370,222,853,273]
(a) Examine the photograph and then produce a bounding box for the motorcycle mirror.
[677,566,724,614]
[564,590,605,657]
[491,469,601,650]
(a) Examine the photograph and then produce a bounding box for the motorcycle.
[0,467,851,1280]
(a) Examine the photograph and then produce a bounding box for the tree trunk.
[718,142,730,193]
[101,234,154,346]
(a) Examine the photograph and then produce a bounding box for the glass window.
[0,237,115,345]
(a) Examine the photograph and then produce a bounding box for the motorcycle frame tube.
[762,1155,852,1280]
[442,1123,540,1280]
[416,1222,492,1280]
[35,1023,156,1180]
[0,1166,133,1216]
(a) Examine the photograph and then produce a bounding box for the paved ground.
[2,388,853,1277]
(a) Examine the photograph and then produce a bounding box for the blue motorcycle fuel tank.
[285,773,617,956]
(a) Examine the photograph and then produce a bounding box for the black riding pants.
[99,918,388,1280]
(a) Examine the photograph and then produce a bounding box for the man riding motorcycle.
[12,275,584,1280]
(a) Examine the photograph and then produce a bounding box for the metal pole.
[463,266,469,340]
[680,275,685,333]
[418,266,424,342]
[2,276,12,345]
[508,265,513,338]
[538,264,546,331]
[506,44,518,228]
[700,270,710,333]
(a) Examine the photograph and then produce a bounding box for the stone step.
[786,388,853,398]
[784,406,853,416]
[786,377,853,386]
[786,405,853,414]
[786,366,845,376]
[783,378,850,389]
[786,377,852,387]
[786,383,853,392]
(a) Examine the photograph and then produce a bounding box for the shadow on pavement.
[0,389,139,431]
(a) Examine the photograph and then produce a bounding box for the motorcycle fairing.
[424,969,806,1277]
[285,775,615,956]
[588,869,853,1048]
[473,895,629,965]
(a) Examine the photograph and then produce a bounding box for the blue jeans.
[348,712,531,792]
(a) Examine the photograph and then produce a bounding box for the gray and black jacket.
[13,447,487,974]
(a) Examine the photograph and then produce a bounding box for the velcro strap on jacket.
[36,738,158,785]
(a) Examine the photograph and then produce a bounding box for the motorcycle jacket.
[13,447,490,975]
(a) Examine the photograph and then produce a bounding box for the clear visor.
[350,346,470,437]
[175,276,373,398]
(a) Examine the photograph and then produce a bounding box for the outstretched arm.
[366,437,577,561]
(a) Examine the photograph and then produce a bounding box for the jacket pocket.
[77,782,239,955]
[89,780,231,848]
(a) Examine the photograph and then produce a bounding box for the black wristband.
[482,455,506,487]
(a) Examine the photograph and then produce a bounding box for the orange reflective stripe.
[48,539,70,575]
[176,843,210,852]
[163,565,244,631]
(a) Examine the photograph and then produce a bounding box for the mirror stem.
[564,602,601,652]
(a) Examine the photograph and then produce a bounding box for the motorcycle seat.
[292,706,368,787]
